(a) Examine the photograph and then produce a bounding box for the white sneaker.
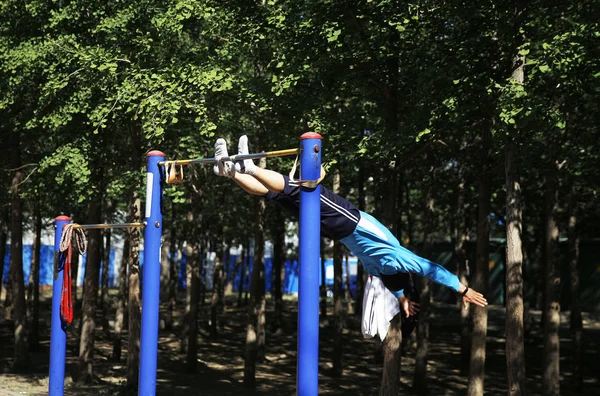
[234,135,257,175]
[213,138,235,177]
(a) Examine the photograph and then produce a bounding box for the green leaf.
[539,65,550,73]
[416,128,431,142]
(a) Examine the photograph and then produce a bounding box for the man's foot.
[234,135,257,175]
[213,138,235,177]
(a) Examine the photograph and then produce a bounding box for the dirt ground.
[0,290,599,396]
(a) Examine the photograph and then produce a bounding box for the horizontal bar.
[159,148,298,166]
[71,222,146,230]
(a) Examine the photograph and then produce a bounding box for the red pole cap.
[147,150,165,157]
[301,132,322,140]
[55,215,71,222]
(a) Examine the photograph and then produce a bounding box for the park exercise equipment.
[48,133,322,396]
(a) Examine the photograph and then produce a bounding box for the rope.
[58,224,88,325]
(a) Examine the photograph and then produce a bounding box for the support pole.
[297,132,322,396]
[48,215,71,396]
[139,150,164,396]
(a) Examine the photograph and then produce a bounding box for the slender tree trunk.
[78,197,102,382]
[126,123,142,389]
[467,128,492,396]
[542,165,560,396]
[244,241,251,306]
[405,182,414,246]
[320,237,327,319]
[271,207,285,333]
[354,167,366,317]
[210,243,223,340]
[414,179,435,396]
[3,263,12,318]
[505,139,527,395]
[180,236,194,354]
[244,160,267,387]
[332,238,344,377]
[126,196,142,389]
[332,169,344,377]
[200,244,207,306]
[101,228,112,340]
[160,230,171,301]
[344,253,353,315]
[567,184,582,392]
[112,236,130,361]
[28,208,42,352]
[380,314,402,396]
[0,207,8,301]
[455,155,471,375]
[9,129,28,370]
[9,131,29,372]
[225,254,241,295]
[237,243,247,308]
[187,234,200,372]
[222,242,229,310]
[165,231,179,330]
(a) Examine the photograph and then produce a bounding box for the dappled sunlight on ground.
[0,291,598,395]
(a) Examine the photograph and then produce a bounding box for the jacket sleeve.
[390,245,461,291]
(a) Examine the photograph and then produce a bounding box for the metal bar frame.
[49,136,322,396]
[158,148,298,166]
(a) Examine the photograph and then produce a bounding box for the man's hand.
[458,284,488,309]
[399,294,420,318]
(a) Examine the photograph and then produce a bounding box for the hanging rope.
[59,224,88,325]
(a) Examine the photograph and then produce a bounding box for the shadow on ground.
[0,292,598,395]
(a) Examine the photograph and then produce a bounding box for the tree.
[9,129,28,371]
[467,128,492,396]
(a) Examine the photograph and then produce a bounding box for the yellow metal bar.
[71,222,145,230]
[158,148,298,166]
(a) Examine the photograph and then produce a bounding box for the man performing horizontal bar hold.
[213,135,487,334]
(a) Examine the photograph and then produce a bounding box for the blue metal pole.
[49,215,71,396]
[297,132,322,396]
[139,150,164,396]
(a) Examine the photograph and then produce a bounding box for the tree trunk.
[455,155,471,375]
[0,207,8,301]
[505,139,527,395]
[78,197,102,382]
[542,165,560,396]
[344,253,353,315]
[9,128,28,370]
[210,243,223,340]
[126,195,142,389]
[354,167,366,317]
[380,314,402,396]
[165,229,179,330]
[567,184,582,392]
[467,128,492,396]
[320,237,327,319]
[186,235,200,372]
[413,179,435,396]
[332,169,344,377]
[237,243,247,308]
[28,207,42,352]
[180,235,194,354]
[332,238,344,377]
[160,230,171,302]
[271,207,285,333]
[244,167,267,387]
[112,236,130,361]
[101,228,112,340]
[222,242,229,310]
